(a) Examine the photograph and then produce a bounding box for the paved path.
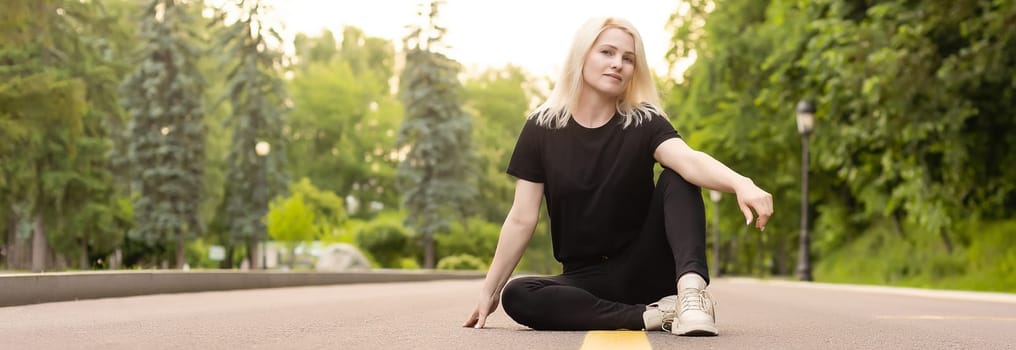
[1,278,1014,349]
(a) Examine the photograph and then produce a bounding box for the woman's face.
[581,28,636,99]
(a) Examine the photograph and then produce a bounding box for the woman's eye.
[623,56,634,63]
[601,50,613,56]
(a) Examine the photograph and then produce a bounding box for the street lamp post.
[795,100,815,282]
[709,190,722,277]
[255,141,271,270]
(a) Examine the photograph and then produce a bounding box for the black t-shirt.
[506,112,680,264]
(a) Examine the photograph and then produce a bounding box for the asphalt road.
[1,278,1014,349]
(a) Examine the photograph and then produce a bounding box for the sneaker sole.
[672,323,719,337]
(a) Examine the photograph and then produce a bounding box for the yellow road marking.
[580,331,652,350]
[876,315,1016,321]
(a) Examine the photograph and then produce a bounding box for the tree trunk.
[423,234,435,269]
[7,211,31,270]
[755,232,764,277]
[31,216,47,272]
[247,239,258,269]
[220,244,234,269]
[939,229,953,254]
[79,241,89,270]
[891,211,906,238]
[725,231,737,275]
[4,210,14,269]
[50,249,67,270]
[17,236,30,269]
[109,248,122,269]
[175,230,185,269]
[775,237,787,276]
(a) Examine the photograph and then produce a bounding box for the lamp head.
[255,141,271,156]
[796,100,816,135]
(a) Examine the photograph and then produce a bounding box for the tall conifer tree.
[215,0,288,269]
[120,0,207,268]
[397,1,474,268]
[2,0,133,271]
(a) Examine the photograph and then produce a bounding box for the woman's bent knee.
[500,277,542,328]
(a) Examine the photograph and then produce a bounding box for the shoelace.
[650,296,678,332]
[662,289,715,332]
[679,288,714,314]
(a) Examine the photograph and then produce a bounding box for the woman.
[462,17,773,336]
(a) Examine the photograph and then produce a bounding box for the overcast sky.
[266,0,682,78]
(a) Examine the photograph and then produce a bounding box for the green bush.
[355,214,413,268]
[266,193,317,244]
[956,219,1016,292]
[434,216,559,274]
[436,217,499,263]
[322,219,364,245]
[398,257,420,269]
[184,239,217,269]
[287,178,347,238]
[436,254,488,271]
[814,218,1016,292]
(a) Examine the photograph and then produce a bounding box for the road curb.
[0,269,485,307]
[723,277,1016,304]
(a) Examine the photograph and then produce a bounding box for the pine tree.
[1,0,131,271]
[48,0,136,270]
[397,0,475,268]
[119,0,207,268]
[214,0,288,269]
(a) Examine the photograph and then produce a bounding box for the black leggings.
[501,168,709,330]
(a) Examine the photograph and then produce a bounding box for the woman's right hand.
[462,292,500,329]
[463,179,542,329]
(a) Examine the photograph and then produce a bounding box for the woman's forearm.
[481,215,537,298]
[674,150,755,193]
[658,140,774,229]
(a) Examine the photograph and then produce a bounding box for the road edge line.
[0,269,484,307]
[722,277,1016,304]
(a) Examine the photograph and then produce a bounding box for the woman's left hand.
[734,180,773,231]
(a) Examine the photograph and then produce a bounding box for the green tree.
[119,0,208,268]
[796,0,1016,252]
[355,211,414,268]
[397,0,475,268]
[462,66,534,222]
[194,4,237,269]
[666,0,1016,283]
[265,192,315,266]
[287,178,346,239]
[287,28,402,218]
[0,49,86,271]
[665,0,800,275]
[459,65,558,274]
[52,0,139,270]
[214,0,289,269]
[2,0,134,271]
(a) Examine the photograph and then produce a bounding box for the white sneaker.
[672,274,718,336]
[642,295,677,331]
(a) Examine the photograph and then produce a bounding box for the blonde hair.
[530,17,665,129]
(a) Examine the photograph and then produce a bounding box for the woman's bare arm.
[464,178,544,328]
[654,138,774,230]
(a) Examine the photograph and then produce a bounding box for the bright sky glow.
[268,0,681,78]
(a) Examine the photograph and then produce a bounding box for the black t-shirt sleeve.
[647,114,681,153]
[507,119,546,183]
